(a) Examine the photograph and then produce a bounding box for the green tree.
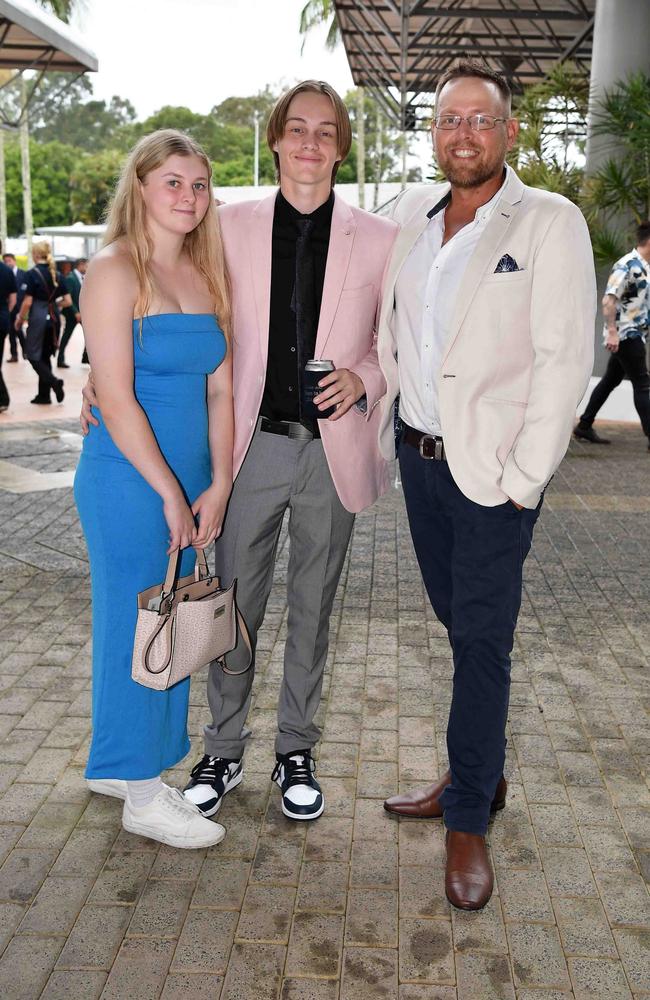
[33,94,136,150]
[509,62,589,203]
[4,138,78,233]
[70,148,123,223]
[582,72,650,261]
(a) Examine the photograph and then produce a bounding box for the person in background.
[2,252,26,362]
[57,257,87,368]
[16,241,70,405]
[574,221,650,449]
[0,243,17,412]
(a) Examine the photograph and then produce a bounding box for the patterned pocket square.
[494,254,523,273]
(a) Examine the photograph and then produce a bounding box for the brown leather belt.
[402,423,446,461]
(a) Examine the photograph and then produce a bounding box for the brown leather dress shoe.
[445,830,493,910]
[383,771,507,819]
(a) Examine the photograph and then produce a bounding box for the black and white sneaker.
[183,755,243,817]
[272,749,324,821]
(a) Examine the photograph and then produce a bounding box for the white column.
[586,0,650,174]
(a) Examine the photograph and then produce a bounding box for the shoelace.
[190,755,232,786]
[272,753,315,787]
[160,787,201,818]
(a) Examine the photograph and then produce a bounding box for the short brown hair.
[266,80,352,184]
[435,60,512,112]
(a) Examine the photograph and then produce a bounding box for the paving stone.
[539,847,598,897]
[99,937,175,999]
[350,837,398,888]
[56,903,132,970]
[612,927,650,991]
[340,946,397,999]
[40,970,107,999]
[580,826,639,874]
[507,923,570,989]
[304,816,352,864]
[0,900,27,955]
[250,837,303,886]
[398,918,454,983]
[568,957,633,1000]
[595,872,650,927]
[128,878,194,939]
[0,934,64,1000]
[286,911,344,978]
[191,858,251,910]
[296,861,348,914]
[496,868,554,923]
[280,979,338,1000]
[171,909,237,974]
[452,897,508,953]
[344,887,398,947]
[455,952,515,999]
[236,884,295,941]
[399,865,449,918]
[160,973,224,998]
[220,942,285,1000]
[88,850,154,904]
[553,897,617,958]
[0,781,51,824]
[50,826,117,877]
[18,874,93,934]
[0,846,57,903]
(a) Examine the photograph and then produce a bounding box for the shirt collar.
[427,163,511,222]
[275,189,334,228]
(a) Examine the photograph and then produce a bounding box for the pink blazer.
[219,192,398,514]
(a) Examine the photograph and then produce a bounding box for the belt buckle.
[419,434,439,460]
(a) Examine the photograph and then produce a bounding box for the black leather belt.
[259,416,314,442]
[402,423,446,461]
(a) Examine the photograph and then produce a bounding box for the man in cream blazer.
[380,62,596,910]
[182,82,397,823]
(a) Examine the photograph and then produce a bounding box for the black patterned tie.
[293,217,316,420]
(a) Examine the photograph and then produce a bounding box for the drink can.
[302,359,335,420]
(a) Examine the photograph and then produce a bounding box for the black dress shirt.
[261,190,334,430]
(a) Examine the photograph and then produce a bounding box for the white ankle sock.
[126,776,164,808]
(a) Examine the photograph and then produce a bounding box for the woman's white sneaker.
[87,778,128,800]
[122,785,226,848]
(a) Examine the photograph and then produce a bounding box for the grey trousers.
[204,427,355,759]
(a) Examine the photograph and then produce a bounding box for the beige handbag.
[131,547,251,691]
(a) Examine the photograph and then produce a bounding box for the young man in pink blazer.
[182,82,397,821]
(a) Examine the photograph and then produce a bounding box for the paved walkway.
[0,416,648,1000]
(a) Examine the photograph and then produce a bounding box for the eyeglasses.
[433,114,508,131]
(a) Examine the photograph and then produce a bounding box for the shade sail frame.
[333,0,595,129]
[0,0,97,129]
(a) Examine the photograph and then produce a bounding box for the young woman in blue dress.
[74,130,233,849]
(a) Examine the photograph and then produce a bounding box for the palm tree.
[298,0,366,207]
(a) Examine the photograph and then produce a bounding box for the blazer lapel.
[442,171,525,365]
[249,194,276,360]
[315,194,355,356]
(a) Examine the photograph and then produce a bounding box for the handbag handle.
[143,615,175,675]
[221,608,253,676]
[161,546,211,600]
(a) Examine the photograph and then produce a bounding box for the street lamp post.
[253,111,260,188]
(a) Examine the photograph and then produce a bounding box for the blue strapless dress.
[74,314,227,779]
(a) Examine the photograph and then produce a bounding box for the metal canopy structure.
[333,0,595,129]
[0,0,97,127]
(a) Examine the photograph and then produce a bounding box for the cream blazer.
[377,169,597,508]
[219,192,398,514]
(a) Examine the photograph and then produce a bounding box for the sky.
[71,0,356,118]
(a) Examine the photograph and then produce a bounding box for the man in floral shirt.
[575,221,650,448]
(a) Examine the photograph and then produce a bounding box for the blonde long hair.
[103,129,231,338]
[32,240,57,285]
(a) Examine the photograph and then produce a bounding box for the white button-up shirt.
[395,169,509,436]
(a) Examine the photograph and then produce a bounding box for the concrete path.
[0,417,648,999]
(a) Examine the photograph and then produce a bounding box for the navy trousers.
[399,438,541,835]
